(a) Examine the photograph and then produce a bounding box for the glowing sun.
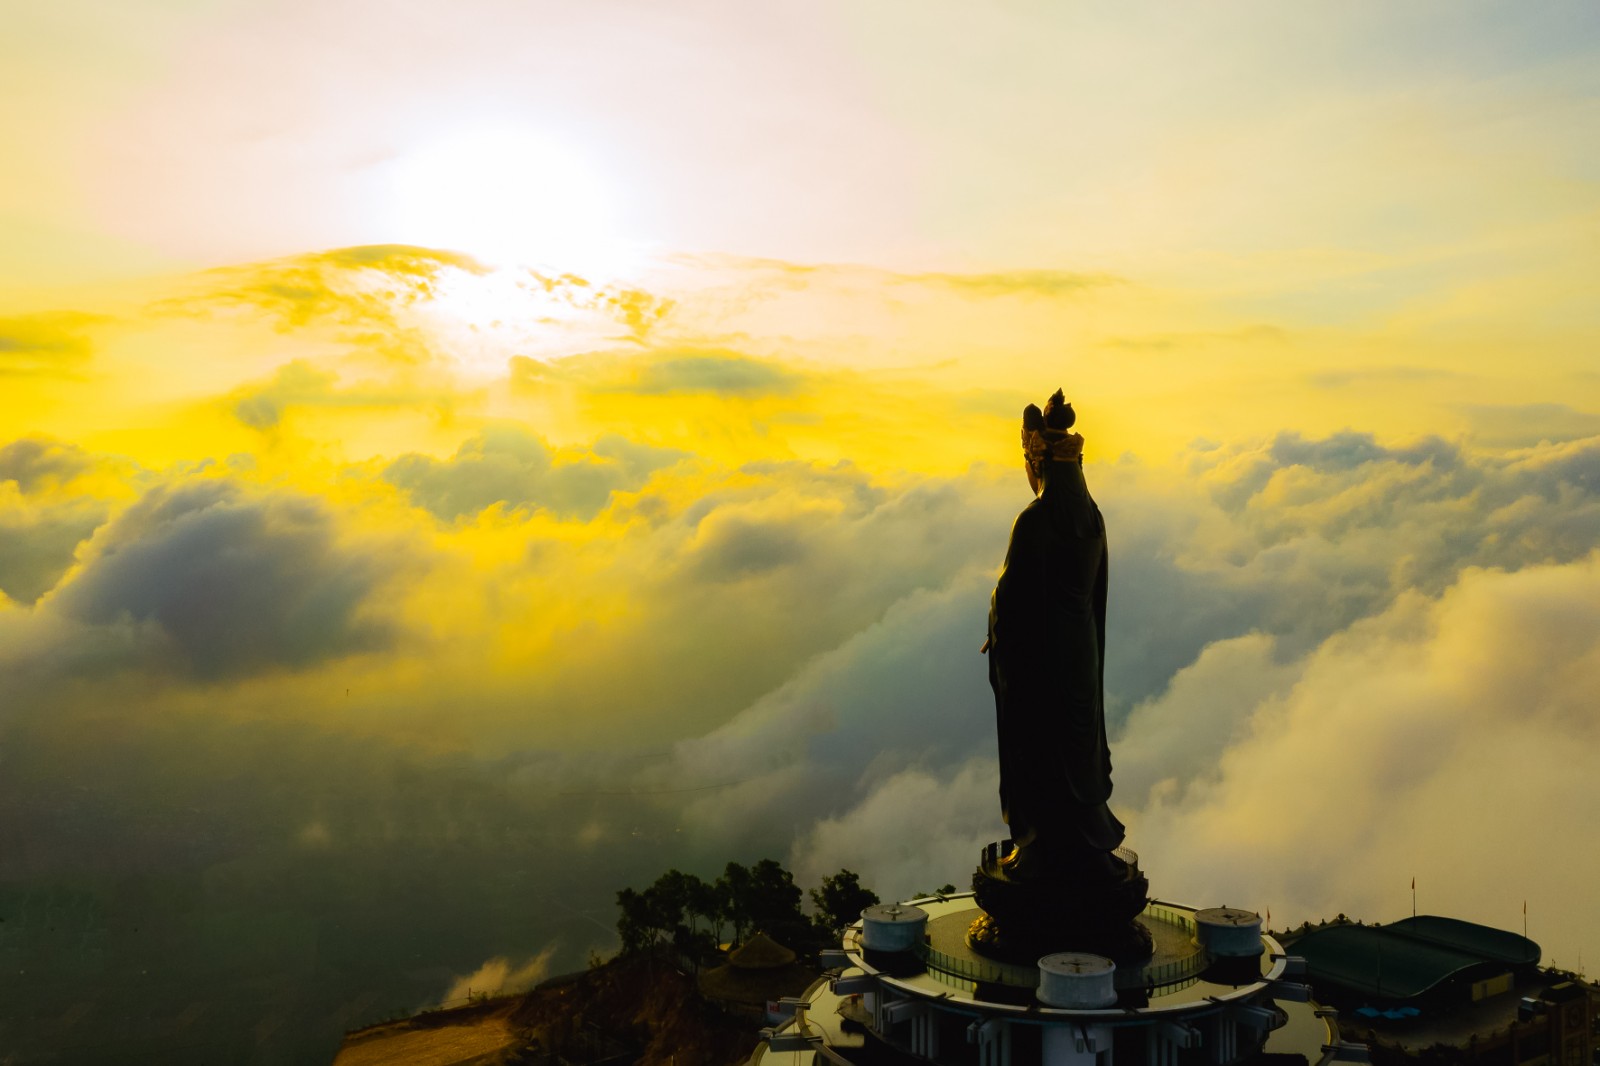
[380,123,632,276]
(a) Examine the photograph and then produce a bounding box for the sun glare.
[380,123,634,277]
[410,265,622,378]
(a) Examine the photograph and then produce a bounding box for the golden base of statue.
[965,839,1154,965]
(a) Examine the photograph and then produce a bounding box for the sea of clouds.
[3,255,1597,1062]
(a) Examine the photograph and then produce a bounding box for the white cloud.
[1118,554,1600,962]
[441,946,557,1007]
[771,550,1600,971]
[667,569,999,855]
[788,759,1000,904]
[1111,633,1302,807]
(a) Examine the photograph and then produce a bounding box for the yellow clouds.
[0,311,104,378]
[2,244,1594,753]
[895,269,1124,300]
[381,454,1015,749]
[0,242,1594,759]
[0,440,118,606]
[505,347,831,471]
[224,358,474,454]
[512,347,802,399]
[0,248,665,467]
[179,245,672,360]
[182,244,491,334]
[0,436,99,493]
[13,242,1591,493]
[384,424,685,523]
[2,243,1597,1063]
[2,249,1039,753]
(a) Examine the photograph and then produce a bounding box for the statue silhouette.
[986,390,1124,879]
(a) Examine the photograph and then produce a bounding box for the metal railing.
[912,899,1208,994]
[918,939,1039,988]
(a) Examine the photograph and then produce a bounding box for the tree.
[616,887,655,955]
[617,870,692,955]
[745,858,813,950]
[747,859,804,932]
[715,859,809,947]
[641,869,691,939]
[654,869,722,968]
[618,859,828,962]
[718,861,754,944]
[685,873,722,942]
[810,869,879,937]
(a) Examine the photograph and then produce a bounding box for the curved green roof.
[1386,916,1541,967]
[1294,917,1540,1002]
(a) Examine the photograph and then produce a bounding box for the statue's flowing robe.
[987,459,1125,853]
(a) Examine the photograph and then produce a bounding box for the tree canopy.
[614,861,878,964]
[810,869,880,936]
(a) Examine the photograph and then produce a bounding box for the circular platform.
[922,902,1206,992]
[844,894,1289,1017]
[826,893,1300,1066]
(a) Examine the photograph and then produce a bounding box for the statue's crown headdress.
[1022,389,1082,472]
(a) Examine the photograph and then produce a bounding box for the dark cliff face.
[335,950,785,1066]
[508,952,785,1066]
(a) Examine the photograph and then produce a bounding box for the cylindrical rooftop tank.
[1195,907,1264,957]
[860,903,928,952]
[1037,952,1117,1009]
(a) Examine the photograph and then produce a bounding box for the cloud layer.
[1126,554,1600,958]
[0,245,1595,1063]
[43,479,412,679]
[385,425,683,521]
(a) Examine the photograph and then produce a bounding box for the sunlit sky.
[3,2,1598,1061]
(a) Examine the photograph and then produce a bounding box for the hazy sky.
[3,2,1598,1062]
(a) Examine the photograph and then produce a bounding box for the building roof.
[698,961,812,1005]
[728,932,797,970]
[1294,917,1540,1003]
[1384,916,1540,968]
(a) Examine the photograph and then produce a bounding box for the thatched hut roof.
[727,932,796,971]
[698,960,813,1007]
